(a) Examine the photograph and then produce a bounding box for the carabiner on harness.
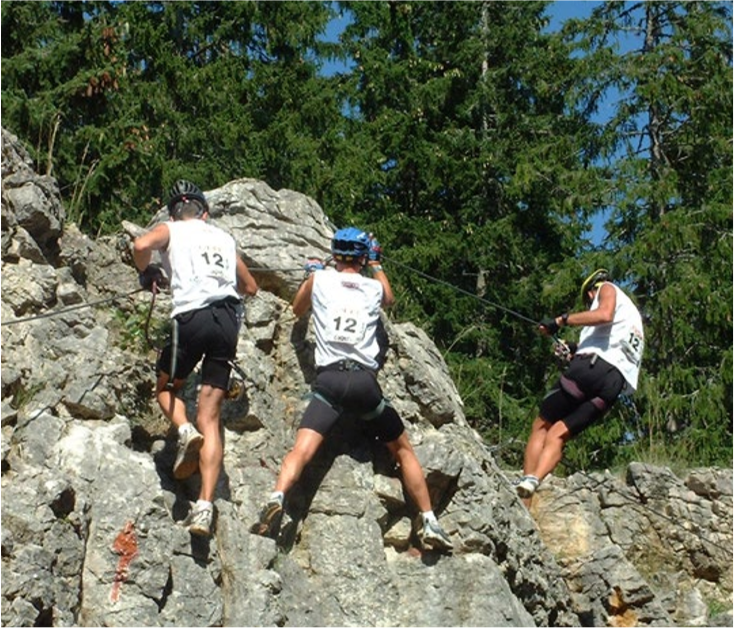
[226,360,248,400]
[552,336,577,369]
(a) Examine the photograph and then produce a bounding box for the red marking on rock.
[110,520,139,603]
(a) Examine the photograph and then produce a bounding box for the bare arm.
[236,257,258,296]
[133,223,170,271]
[292,274,315,317]
[557,282,617,328]
[368,262,395,308]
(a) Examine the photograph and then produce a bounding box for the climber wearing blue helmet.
[330,226,372,261]
[252,227,453,551]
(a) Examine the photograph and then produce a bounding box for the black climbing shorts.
[157,298,240,390]
[539,353,625,436]
[300,364,405,443]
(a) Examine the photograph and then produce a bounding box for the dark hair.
[169,199,207,220]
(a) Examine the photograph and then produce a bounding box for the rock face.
[1,127,732,627]
[531,466,732,627]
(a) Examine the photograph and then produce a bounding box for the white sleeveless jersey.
[310,269,384,370]
[577,282,644,392]
[161,220,240,317]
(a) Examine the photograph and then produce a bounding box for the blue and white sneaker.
[420,519,453,551]
[516,475,539,498]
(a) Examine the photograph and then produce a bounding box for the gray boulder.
[2,126,731,627]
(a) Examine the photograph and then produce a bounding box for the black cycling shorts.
[539,353,625,436]
[157,298,240,390]
[300,367,405,443]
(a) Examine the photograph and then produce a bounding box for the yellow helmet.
[581,268,610,305]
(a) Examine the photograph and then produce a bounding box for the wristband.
[561,312,569,326]
[370,265,384,274]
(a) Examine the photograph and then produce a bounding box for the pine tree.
[559,1,733,468]
[335,1,606,449]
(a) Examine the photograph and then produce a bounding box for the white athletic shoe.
[516,475,539,499]
[420,519,453,551]
[250,498,284,537]
[173,424,204,480]
[185,504,213,537]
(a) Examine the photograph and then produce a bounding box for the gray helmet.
[167,180,208,217]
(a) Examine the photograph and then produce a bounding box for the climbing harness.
[316,358,373,374]
[303,388,388,422]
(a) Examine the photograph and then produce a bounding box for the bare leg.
[385,432,432,513]
[275,428,325,495]
[196,384,226,503]
[528,420,571,483]
[522,416,552,477]
[155,373,188,428]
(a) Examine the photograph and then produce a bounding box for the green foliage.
[10,381,44,412]
[556,1,733,470]
[1,0,343,232]
[446,351,539,469]
[111,301,169,354]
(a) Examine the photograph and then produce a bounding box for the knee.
[548,421,571,443]
[288,430,323,464]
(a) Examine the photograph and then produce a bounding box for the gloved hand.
[539,317,559,335]
[138,264,168,291]
[303,258,324,278]
[368,235,382,262]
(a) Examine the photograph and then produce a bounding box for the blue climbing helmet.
[331,227,371,262]
[581,268,610,306]
[167,180,208,219]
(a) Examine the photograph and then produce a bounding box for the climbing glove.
[539,317,559,335]
[139,264,168,291]
[303,258,324,278]
[368,235,382,262]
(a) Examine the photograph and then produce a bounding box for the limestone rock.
[1,126,730,627]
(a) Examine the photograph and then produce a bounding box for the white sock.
[269,491,284,505]
[195,499,212,511]
[421,510,437,524]
[178,423,192,436]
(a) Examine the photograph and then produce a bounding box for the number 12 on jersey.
[327,307,366,344]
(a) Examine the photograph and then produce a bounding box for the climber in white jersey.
[133,180,258,536]
[516,269,644,499]
[251,227,453,551]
